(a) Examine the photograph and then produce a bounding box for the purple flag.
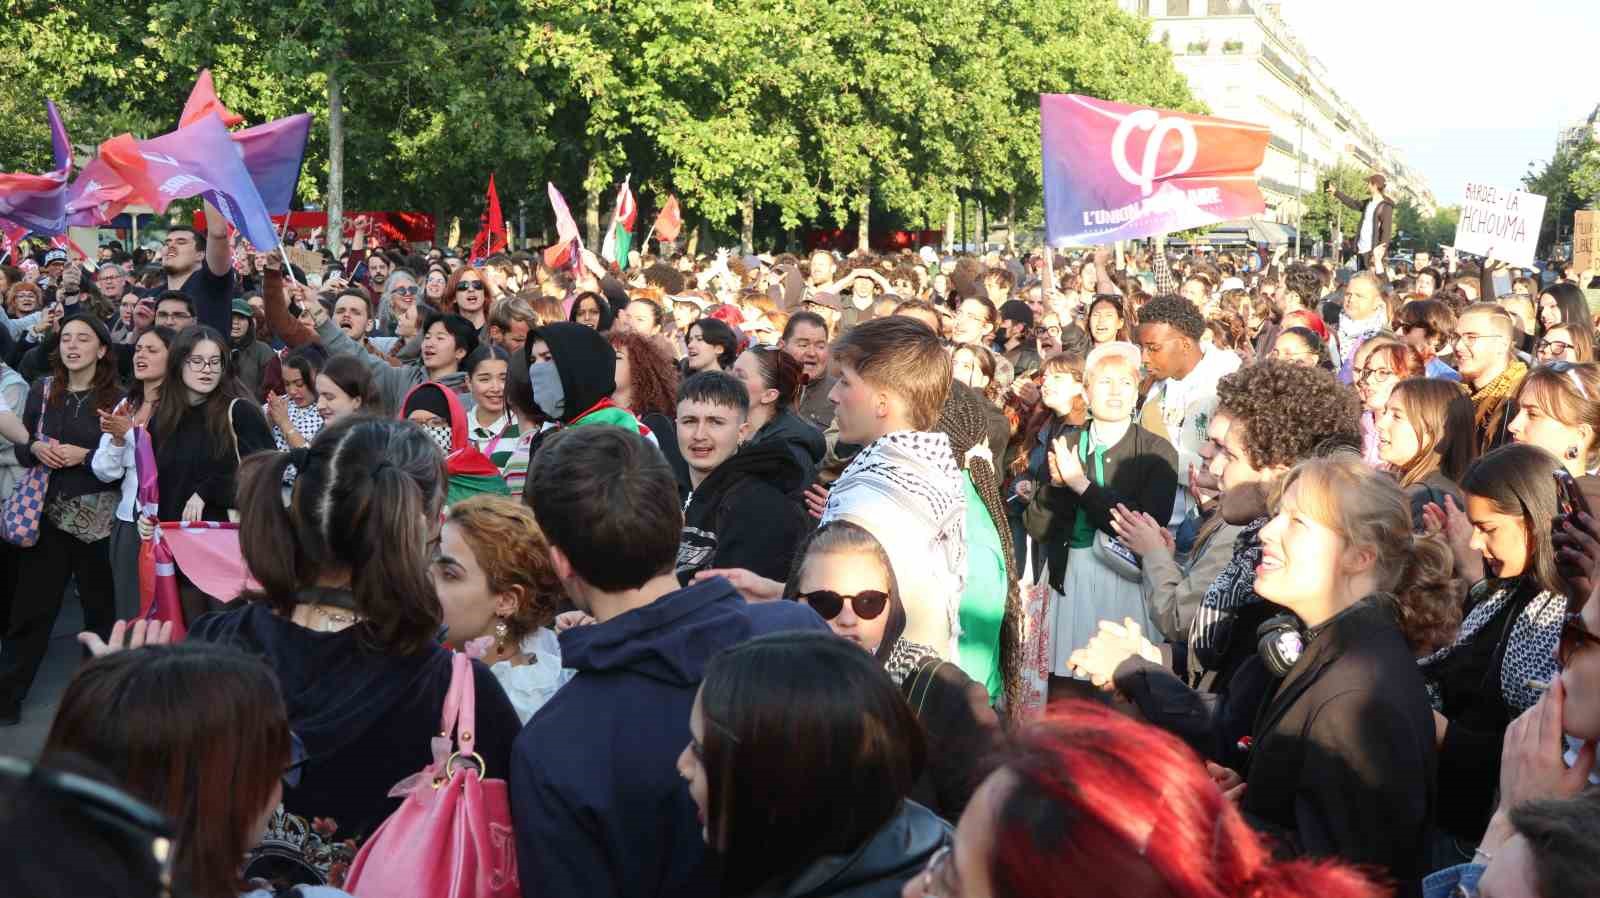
[0,100,73,235]
[99,113,280,250]
[234,113,311,217]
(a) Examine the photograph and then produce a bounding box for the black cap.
[999,299,1034,328]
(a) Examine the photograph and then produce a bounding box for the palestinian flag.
[600,174,636,268]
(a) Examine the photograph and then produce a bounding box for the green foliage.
[1570,136,1600,211]
[1523,138,1587,255]
[1295,161,1367,247]
[3,0,1199,246]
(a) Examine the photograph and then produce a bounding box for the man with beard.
[161,200,236,337]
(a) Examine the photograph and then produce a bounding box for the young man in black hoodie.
[674,370,809,584]
[512,426,826,898]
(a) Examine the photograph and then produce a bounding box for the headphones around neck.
[1257,613,1307,677]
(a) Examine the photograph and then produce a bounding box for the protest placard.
[1574,209,1597,274]
[286,245,325,274]
[1452,182,1547,268]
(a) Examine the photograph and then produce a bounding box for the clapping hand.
[1048,435,1088,492]
[97,408,132,443]
[1498,677,1596,812]
[1110,504,1173,557]
[1067,617,1161,690]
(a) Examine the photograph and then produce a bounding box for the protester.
[569,291,614,332]
[820,316,965,657]
[674,370,808,583]
[779,311,835,432]
[40,643,351,898]
[1135,294,1240,525]
[1025,341,1177,668]
[90,326,175,620]
[1354,337,1425,465]
[608,329,687,485]
[918,701,1389,898]
[462,344,535,494]
[315,302,476,413]
[1536,282,1595,355]
[398,380,510,504]
[1418,444,1570,859]
[1395,299,1462,380]
[0,315,123,726]
[265,348,323,452]
[229,298,281,401]
[1376,377,1477,523]
[685,316,738,372]
[313,353,381,422]
[522,322,648,477]
[433,495,569,724]
[1537,323,1594,364]
[1454,303,1527,454]
[1506,362,1600,480]
[732,344,823,486]
[678,631,951,897]
[1086,295,1129,347]
[186,416,521,886]
[512,425,827,898]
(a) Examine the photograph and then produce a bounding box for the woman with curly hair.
[609,330,688,491]
[433,495,571,724]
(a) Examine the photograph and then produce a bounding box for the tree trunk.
[979,202,987,250]
[326,67,344,255]
[944,194,957,255]
[740,194,755,254]
[856,192,869,256]
[585,159,602,250]
[1006,194,1016,254]
[686,222,700,257]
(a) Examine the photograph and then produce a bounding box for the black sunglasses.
[457,280,485,291]
[796,589,889,621]
[1559,611,1600,669]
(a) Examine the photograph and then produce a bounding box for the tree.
[1523,139,1585,255]
[1295,161,1367,251]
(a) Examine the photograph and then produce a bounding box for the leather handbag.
[2,377,53,548]
[344,652,519,898]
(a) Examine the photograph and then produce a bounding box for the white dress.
[490,628,575,724]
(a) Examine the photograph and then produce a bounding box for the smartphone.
[1557,469,1592,522]
[1492,271,1511,298]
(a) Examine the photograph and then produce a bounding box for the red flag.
[180,69,245,129]
[543,182,583,271]
[470,174,508,261]
[654,195,682,243]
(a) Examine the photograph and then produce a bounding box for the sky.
[1274,0,1599,207]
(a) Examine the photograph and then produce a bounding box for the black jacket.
[749,801,950,898]
[14,378,121,503]
[1023,419,1178,592]
[676,440,809,584]
[1332,189,1394,251]
[151,397,276,521]
[533,322,616,424]
[749,407,825,489]
[1240,598,1435,898]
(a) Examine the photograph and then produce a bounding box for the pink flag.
[180,69,245,129]
[64,156,136,227]
[159,522,260,602]
[0,101,73,235]
[543,181,583,271]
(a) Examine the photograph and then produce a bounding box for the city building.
[1116,0,1437,230]
[1558,103,1600,154]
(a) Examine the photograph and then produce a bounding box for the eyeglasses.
[1453,332,1507,348]
[1356,367,1395,384]
[1043,325,1063,335]
[185,356,223,372]
[155,310,193,323]
[390,286,418,297]
[914,845,956,898]
[1538,340,1573,356]
[795,589,888,621]
[457,280,485,291]
[1558,611,1600,668]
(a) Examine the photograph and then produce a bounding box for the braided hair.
[937,381,1023,711]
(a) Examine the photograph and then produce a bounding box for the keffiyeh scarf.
[1186,515,1268,674]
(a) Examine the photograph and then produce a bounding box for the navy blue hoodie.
[509,576,828,898]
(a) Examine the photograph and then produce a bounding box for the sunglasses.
[390,286,418,297]
[457,280,485,291]
[1559,611,1600,669]
[796,589,888,621]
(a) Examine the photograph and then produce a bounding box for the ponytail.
[237,416,446,655]
[348,462,442,654]
[1389,532,1462,657]
[238,450,309,606]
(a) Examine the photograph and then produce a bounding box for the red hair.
[1359,337,1424,379]
[443,264,490,315]
[1280,309,1328,341]
[989,702,1387,898]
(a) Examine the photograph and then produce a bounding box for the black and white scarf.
[1186,515,1268,673]
[1419,579,1565,715]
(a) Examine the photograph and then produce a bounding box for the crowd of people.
[2,193,1600,898]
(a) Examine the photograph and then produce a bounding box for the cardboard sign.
[285,245,325,275]
[1452,182,1547,268]
[1574,209,1597,274]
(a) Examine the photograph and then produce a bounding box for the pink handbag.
[343,652,520,898]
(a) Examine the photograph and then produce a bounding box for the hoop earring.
[1566,445,1581,461]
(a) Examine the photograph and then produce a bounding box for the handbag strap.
[901,657,946,719]
[33,376,52,440]
[438,652,478,757]
[226,398,242,464]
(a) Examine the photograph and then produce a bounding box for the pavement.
[0,588,85,759]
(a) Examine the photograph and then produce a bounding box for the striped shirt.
[468,410,534,495]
